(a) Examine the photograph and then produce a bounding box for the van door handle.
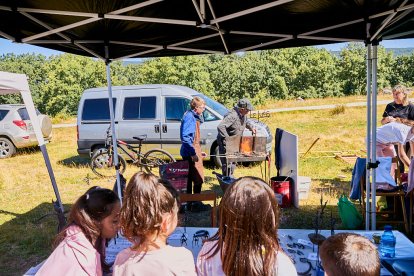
[154,125,160,133]
[162,124,167,133]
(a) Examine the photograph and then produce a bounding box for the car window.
[0,110,9,121]
[123,96,156,120]
[165,97,190,121]
[82,98,117,121]
[194,94,229,116]
[203,109,219,122]
[17,108,41,120]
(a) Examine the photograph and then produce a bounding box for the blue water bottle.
[380,225,396,258]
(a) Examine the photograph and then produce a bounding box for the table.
[225,153,271,182]
[25,228,414,275]
[105,228,414,275]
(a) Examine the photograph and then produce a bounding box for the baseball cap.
[237,98,254,111]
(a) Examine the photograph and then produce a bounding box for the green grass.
[0,97,394,275]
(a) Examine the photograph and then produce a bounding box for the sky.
[1,37,414,57]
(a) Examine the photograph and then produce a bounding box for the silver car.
[0,104,52,158]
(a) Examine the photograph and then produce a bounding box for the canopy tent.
[0,71,65,229]
[2,0,414,231]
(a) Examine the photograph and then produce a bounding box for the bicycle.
[90,128,176,177]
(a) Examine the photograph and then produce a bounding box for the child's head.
[120,172,179,247]
[191,96,206,115]
[320,233,380,276]
[67,186,121,241]
[213,176,280,275]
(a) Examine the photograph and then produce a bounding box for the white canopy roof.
[0,71,31,95]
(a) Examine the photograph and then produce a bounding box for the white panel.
[278,129,299,207]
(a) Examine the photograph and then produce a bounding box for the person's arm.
[382,104,397,125]
[217,114,235,138]
[245,119,256,134]
[397,143,411,167]
[382,116,396,125]
[180,113,196,157]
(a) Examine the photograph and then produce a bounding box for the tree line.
[1,42,413,116]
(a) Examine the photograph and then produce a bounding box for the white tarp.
[0,71,31,94]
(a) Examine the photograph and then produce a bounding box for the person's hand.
[387,116,396,123]
[252,128,257,135]
[191,155,199,162]
[201,152,207,159]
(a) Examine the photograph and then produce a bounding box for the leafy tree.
[389,54,414,87]
[338,43,393,95]
[0,53,47,106]
[38,54,106,115]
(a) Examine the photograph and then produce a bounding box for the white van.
[77,85,272,166]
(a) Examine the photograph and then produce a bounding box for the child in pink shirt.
[112,172,196,276]
[196,176,297,276]
[36,187,121,276]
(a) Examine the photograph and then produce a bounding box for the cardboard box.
[298,176,311,200]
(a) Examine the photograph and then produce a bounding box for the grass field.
[0,96,393,275]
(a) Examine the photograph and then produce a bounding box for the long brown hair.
[205,176,280,276]
[120,172,178,249]
[54,186,119,271]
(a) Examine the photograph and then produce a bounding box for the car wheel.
[212,145,222,168]
[0,138,16,158]
[38,114,52,137]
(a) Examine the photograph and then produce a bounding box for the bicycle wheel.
[90,149,127,177]
[142,149,176,174]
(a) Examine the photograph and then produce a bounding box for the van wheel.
[0,138,16,158]
[212,145,222,168]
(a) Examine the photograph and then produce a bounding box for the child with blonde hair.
[196,176,297,276]
[113,172,196,275]
[320,233,380,276]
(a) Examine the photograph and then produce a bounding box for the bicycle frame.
[105,136,146,166]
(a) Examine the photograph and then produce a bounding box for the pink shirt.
[35,225,102,276]
[113,245,196,276]
[196,241,297,276]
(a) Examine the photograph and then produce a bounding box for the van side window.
[123,96,156,120]
[82,98,116,121]
[165,97,190,121]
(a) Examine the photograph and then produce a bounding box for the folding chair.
[360,157,409,233]
[179,192,218,227]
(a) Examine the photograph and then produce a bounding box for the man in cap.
[217,98,256,177]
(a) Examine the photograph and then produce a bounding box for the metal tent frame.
[2,0,414,230]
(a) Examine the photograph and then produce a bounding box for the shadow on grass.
[57,155,90,168]
[15,146,41,156]
[312,178,351,198]
[0,202,73,276]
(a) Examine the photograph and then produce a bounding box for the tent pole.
[365,43,372,231]
[20,91,66,230]
[371,43,379,230]
[105,61,123,204]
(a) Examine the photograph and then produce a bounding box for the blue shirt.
[180,110,202,157]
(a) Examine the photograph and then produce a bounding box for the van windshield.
[194,94,229,116]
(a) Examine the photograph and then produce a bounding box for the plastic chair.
[359,157,409,233]
[179,192,218,227]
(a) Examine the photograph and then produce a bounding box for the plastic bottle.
[380,225,396,258]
